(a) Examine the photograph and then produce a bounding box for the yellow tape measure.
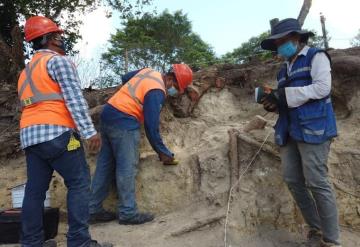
[67,134,81,151]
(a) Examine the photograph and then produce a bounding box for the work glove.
[264,88,287,107]
[263,100,278,112]
[255,86,287,108]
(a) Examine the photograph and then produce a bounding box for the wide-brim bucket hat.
[261,18,314,51]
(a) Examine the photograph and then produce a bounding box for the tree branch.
[297,0,312,27]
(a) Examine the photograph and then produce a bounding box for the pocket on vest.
[297,101,327,143]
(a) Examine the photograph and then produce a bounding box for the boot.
[90,240,113,247]
[89,210,116,224]
[320,239,342,247]
[306,228,322,247]
[43,239,57,247]
[118,212,154,225]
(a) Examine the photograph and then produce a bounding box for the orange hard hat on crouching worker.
[24,16,63,42]
[172,64,193,93]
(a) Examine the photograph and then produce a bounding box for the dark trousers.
[21,131,91,247]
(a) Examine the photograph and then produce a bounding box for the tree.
[70,54,118,88]
[308,30,331,49]
[0,0,152,86]
[102,10,216,76]
[220,32,272,64]
[0,0,153,50]
[269,0,312,32]
[297,0,312,27]
[350,29,360,47]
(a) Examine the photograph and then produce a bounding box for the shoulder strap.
[19,53,63,108]
[306,47,332,66]
[127,69,165,108]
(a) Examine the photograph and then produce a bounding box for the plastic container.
[11,184,50,208]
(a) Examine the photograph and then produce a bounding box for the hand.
[261,97,278,112]
[159,152,178,165]
[86,133,101,153]
[261,87,287,108]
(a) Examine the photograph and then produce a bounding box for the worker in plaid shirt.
[17,16,111,247]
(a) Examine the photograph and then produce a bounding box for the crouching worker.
[256,18,341,247]
[89,64,193,225]
[18,16,111,247]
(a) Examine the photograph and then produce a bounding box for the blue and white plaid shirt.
[20,49,97,149]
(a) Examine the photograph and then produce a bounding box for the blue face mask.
[167,86,178,97]
[277,41,297,59]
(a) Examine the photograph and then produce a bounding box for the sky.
[75,0,360,62]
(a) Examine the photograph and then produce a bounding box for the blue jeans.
[21,131,91,247]
[280,138,340,245]
[89,121,140,219]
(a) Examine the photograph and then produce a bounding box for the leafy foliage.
[220,29,331,64]
[0,0,153,54]
[220,32,272,64]
[307,30,331,49]
[350,29,360,47]
[107,0,152,18]
[102,10,216,75]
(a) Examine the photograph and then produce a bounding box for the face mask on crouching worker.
[167,86,178,97]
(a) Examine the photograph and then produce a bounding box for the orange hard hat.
[172,64,193,93]
[24,16,63,42]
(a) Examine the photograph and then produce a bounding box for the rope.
[223,131,272,247]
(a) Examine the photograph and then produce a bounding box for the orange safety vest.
[108,68,166,122]
[17,52,76,129]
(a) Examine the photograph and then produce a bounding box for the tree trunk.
[297,0,312,27]
[124,48,129,73]
[0,24,24,87]
[320,13,329,49]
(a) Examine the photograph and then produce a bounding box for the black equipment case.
[0,207,59,244]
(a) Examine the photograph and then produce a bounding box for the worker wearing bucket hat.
[257,18,341,247]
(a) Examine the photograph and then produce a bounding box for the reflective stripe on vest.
[18,52,76,129]
[278,66,311,84]
[108,68,166,122]
[18,53,63,108]
[127,69,165,108]
[274,47,337,145]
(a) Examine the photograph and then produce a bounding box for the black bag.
[0,207,59,244]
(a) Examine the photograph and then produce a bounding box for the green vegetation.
[350,29,360,47]
[0,0,152,53]
[220,31,272,64]
[102,10,216,75]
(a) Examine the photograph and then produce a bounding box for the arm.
[285,52,332,108]
[47,56,97,139]
[143,89,174,158]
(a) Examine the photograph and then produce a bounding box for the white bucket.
[11,184,51,208]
